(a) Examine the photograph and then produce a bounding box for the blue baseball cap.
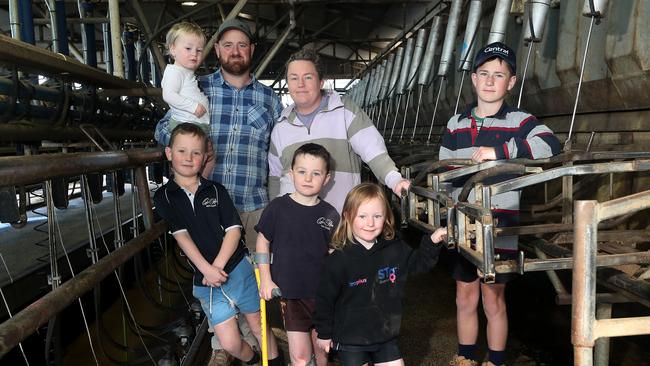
[473,42,516,74]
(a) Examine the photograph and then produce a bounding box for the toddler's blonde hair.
[166,22,206,50]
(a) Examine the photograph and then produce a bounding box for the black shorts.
[334,339,401,366]
[280,298,316,332]
[446,248,517,283]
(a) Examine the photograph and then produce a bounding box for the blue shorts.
[193,257,260,326]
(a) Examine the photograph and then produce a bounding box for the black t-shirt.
[153,177,246,286]
[256,194,339,299]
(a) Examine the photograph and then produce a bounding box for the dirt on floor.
[272,225,650,366]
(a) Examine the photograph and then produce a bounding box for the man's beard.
[221,56,251,76]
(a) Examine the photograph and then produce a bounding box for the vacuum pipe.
[9,0,20,40]
[454,0,483,113]
[80,1,98,67]
[396,38,415,96]
[406,28,428,91]
[519,0,551,107]
[373,61,386,105]
[487,0,513,44]
[438,0,463,77]
[387,47,404,99]
[123,30,136,81]
[390,40,414,141]
[459,0,483,71]
[18,0,35,44]
[377,59,388,102]
[418,16,442,85]
[582,0,609,17]
[55,0,70,55]
[366,66,378,107]
[523,0,551,43]
[102,23,113,75]
[47,0,59,53]
[565,0,609,151]
[137,38,150,83]
[108,0,124,77]
[379,53,395,100]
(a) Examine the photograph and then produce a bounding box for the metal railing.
[572,194,650,365]
[401,152,650,365]
[0,147,166,358]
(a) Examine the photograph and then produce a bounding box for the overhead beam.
[0,34,143,89]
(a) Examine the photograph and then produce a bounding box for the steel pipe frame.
[255,5,296,78]
[405,151,650,184]
[404,157,650,283]
[453,160,650,278]
[108,0,124,78]
[488,159,650,196]
[492,251,650,274]
[408,179,456,244]
[0,148,163,187]
[455,201,497,282]
[0,78,162,126]
[0,34,143,90]
[572,192,650,366]
[129,0,166,76]
[0,220,167,358]
[0,124,153,143]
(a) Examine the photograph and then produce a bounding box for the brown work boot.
[449,354,478,366]
[207,349,235,366]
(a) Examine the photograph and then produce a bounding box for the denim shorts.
[192,257,260,326]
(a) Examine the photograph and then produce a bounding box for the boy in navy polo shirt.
[153,123,283,365]
[256,143,339,366]
[441,42,561,366]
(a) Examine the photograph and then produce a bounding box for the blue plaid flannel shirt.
[155,69,283,212]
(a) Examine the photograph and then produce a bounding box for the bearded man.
[155,19,283,251]
[154,19,283,366]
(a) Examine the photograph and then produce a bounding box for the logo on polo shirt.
[317,217,335,231]
[202,198,218,207]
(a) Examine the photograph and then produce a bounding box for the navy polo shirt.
[153,177,246,285]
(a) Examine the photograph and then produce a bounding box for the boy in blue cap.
[441,42,561,366]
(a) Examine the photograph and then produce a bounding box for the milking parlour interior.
[0,1,649,365]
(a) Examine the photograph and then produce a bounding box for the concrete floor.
[11,244,650,366]
[0,189,141,288]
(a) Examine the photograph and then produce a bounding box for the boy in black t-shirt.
[256,143,340,366]
[153,123,282,366]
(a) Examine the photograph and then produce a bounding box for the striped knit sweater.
[269,91,402,212]
[439,102,561,251]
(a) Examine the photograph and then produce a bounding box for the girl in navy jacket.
[314,183,446,366]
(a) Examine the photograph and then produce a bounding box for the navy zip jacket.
[314,235,442,346]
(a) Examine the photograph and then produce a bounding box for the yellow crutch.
[253,267,270,366]
[254,266,282,366]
